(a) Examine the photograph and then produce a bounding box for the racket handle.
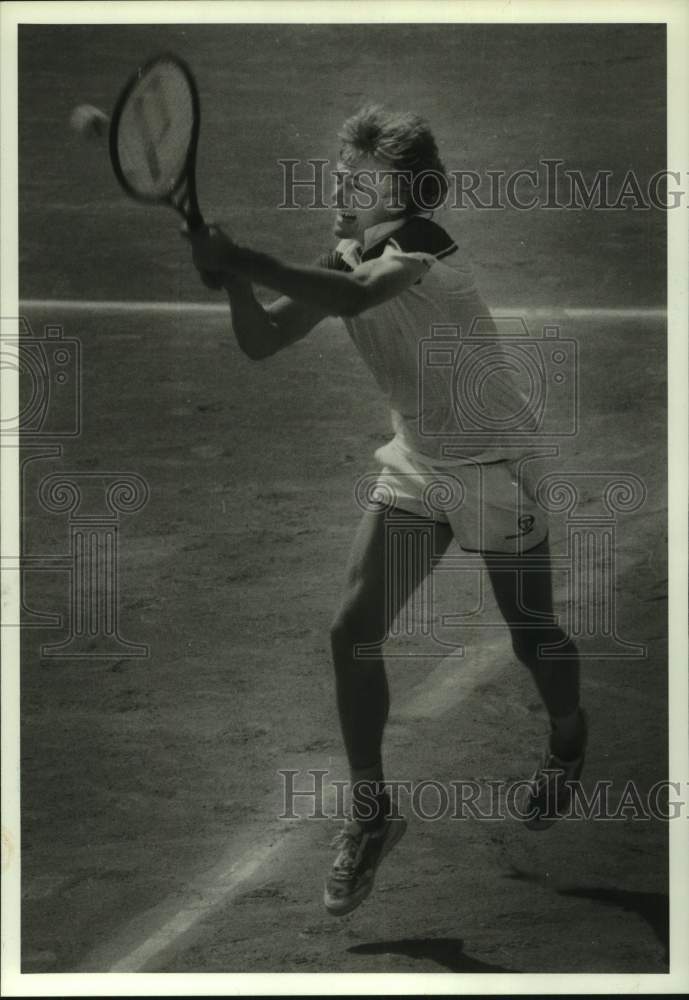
[200,269,225,290]
[186,214,205,232]
[185,197,205,232]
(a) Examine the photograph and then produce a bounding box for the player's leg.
[482,536,587,827]
[331,506,453,819]
[325,505,453,915]
[482,537,583,745]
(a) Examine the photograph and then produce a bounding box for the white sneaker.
[323,815,407,916]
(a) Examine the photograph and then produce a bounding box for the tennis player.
[185,105,587,916]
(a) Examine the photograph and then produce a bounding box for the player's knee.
[510,629,534,665]
[510,626,569,666]
[330,607,384,663]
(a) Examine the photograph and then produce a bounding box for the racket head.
[109,52,203,228]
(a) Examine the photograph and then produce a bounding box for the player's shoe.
[323,814,407,916]
[518,710,588,831]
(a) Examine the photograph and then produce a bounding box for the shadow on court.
[504,866,669,966]
[557,887,669,965]
[348,937,514,973]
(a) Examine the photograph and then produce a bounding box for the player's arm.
[185,227,327,359]
[221,277,328,360]
[189,225,426,318]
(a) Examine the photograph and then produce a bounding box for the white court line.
[18,298,667,320]
[20,298,225,315]
[398,638,511,720]
[83,834,293,973]
[82,645,508,972]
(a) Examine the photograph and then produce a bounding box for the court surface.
[16,22,669,976]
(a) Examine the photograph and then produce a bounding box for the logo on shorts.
[505,514,535,540]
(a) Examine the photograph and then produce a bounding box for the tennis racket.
[109,52,205,231]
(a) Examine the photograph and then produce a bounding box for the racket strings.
[116,60,195,198]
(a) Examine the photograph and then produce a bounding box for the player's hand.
[184,222,236,273]
[200,270,227,291]
[181,222,237,291]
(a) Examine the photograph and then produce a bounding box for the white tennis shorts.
[370,437,548,554]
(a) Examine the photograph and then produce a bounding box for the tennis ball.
[69,104,110,141]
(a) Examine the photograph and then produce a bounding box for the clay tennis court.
[15,20,670,976]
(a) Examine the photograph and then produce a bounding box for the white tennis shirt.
[332,215,540,465]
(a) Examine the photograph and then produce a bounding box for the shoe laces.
[330,820,364,875]
[531,753,564,789]
[532,748,583,789]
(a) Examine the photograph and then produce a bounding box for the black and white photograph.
[1,0,687,994]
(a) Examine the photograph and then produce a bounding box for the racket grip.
[186,205,205,233]
[200,269,224,290]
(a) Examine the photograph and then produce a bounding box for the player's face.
[332,154,406,240]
